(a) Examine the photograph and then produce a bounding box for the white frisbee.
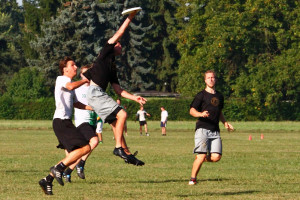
[121,7,142,16]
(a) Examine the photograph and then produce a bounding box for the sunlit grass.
[0,121,299,199]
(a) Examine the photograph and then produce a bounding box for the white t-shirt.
[137,110,148,121]
[74,84,95,127]
[53,76,78,119]
[161,110,168,122]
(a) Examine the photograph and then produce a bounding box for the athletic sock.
[46,174,54,183]
[190,177,196,182]
[64,168,73,175]
[78,160,86,168]
[55,162,67,172]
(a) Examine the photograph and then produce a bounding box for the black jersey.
[83,42,120,91]
[190,90,224,132]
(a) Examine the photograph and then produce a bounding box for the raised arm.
[108,11,138,44]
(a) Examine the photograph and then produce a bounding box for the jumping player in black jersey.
[83,11,145,166]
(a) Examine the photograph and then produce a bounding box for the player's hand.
[200,111,209,118]
[225,122,234,132]
[136,96,147,105]
[129,10,138,18]
[82,78,89,84]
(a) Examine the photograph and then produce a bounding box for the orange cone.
[249,135,252,141]
[261,134,264,140]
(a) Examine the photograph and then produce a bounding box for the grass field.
[0,120,299,200]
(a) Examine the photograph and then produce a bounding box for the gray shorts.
[87,85,120,123]
[193,128,222,155]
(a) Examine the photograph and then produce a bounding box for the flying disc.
[121,7,142,16]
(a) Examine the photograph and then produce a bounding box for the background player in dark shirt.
[83,11,146,166]
[188,70,234,185]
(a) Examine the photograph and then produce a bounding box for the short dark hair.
[59,56,73,75]
[204,70,216,79]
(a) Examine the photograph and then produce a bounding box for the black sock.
[64,168,73,175]
[46,174,54,183]
[78,160,86,168]
[55,162,67,172]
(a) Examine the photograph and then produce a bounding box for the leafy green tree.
[0,1,25,94]
[29,0,106,89]
[30,0,153,92]
[5,67,51,99]
[174,0,299,120]
[145,0,180,92]
[97,0,153,91]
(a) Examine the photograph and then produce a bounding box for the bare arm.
[189,107,209,118]
[112,83,147,105]
[108,11,138,44]
[66,79,89,91]
[73,102,93,110]
[219,111,234,131]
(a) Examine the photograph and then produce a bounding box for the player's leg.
[205,137,222,162]
[145,123,149,136]
[40,119,91,191]
[189,128,208,185]
[139,124,143,135]
[190,153,206,185]
[124,121,128,136]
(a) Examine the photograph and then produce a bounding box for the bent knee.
[89,137,99,149]
[211,154,222,162]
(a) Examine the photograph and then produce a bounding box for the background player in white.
[136,106,151,136]
[63,65,99,182]
[160,107,168,136]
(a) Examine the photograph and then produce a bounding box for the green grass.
[0,120,299,199]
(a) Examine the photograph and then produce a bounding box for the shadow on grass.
[138,178,229,184]
[177,190,258,197]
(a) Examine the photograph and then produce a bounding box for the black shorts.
[77,122,97,141]
[105,106,122,124]
[139,121,147,126]
[53,119,89,153]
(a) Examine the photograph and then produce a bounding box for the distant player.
[136,106,151,136]
[160,107,168,136]
[188,70,234,185]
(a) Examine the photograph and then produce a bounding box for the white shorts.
[96,120,103,133]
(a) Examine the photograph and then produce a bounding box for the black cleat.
[113,147,129,159]
[76,165,85,179]
[63,173,71,183]
[50,166,64,186]
[125,154,145,166]
[39,178,53,195]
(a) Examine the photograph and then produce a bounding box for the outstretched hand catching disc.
[121,7,142,16]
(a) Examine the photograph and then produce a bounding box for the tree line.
[0,0,299,120]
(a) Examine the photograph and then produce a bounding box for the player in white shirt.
[160,107,168,136]
[136,106,151,136]
[39,57,93,195]
[63,65,99,183]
